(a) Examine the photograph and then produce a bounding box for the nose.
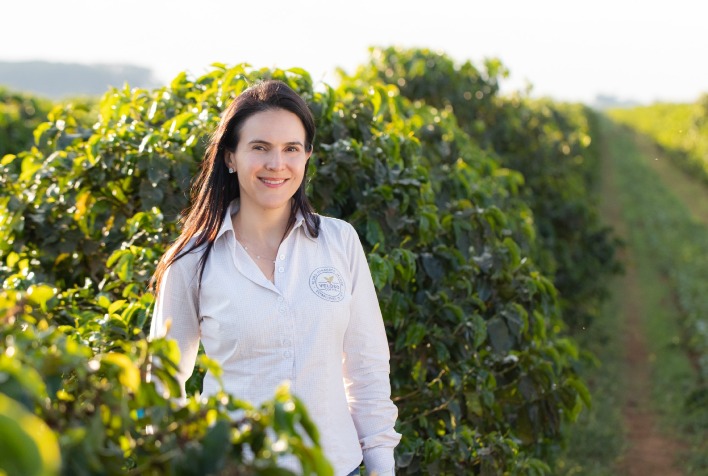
[265,149,285,171]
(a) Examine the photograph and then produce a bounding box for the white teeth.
[261,178,286,185]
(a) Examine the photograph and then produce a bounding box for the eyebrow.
[248,139,305,147]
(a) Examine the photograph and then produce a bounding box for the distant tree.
[592,94,640,110]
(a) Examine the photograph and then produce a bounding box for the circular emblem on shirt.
[309,267,346,302]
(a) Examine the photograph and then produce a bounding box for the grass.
[557,115,708,474]
[553,282,626,475]
[609,115,708,473]
[607,100,708,187]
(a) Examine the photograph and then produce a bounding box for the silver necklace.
[239,240,276,281]
[234,227,277,263]
[242,245,276,264]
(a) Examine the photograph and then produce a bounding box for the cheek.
[234,153,257,174]
[295,160,308,176]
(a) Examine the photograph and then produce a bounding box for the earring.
[228,167,234,174]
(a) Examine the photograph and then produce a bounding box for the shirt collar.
[214,199,239,241]
[297,211,318,242]
[215,198,317,243]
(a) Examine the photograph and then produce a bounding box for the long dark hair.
[151,80,320,295]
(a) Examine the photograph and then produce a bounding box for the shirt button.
[279,306,287,314]
[279,254,285,261]
[278,266,285,273]
[277,296,284,302]
[284,350,291,358]
[283,338,292,346]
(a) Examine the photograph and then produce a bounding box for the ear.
[224,150,236,172]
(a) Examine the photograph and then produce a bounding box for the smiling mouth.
[259,178,288,185]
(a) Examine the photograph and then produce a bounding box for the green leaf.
[421,253,444,281]
[200,420,230,473]
[502,237,521,269]
[101,353,140,393]
[286,67,311,80]
[19,154,43,182]
[6,251,20,268]
[367,253,393,289]
[487,317,512,353]
[197,354,223,380]
[26,285,55,311]
[391,248,416,283]
[108,299,126,315]
[1,153,16,166]
[0,393,61,476]
[163,112,195,136]
[566,377,592,409]
[365,220,385,246]
[371,87,382,117]
[0,354,48,402]
[404,322,426,347]
[106,249,127,268]
[107,181,129,204]
[116,253,135,282]
[33,121,52,145]
[470,314,487,349]
[138,133,153,153]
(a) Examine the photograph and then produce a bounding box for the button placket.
[273,237,295,369]
[277,296,292,360]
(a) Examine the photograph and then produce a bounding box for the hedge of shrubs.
[348,47,619,330]
[608,93,708,185]
[0,87,53,157]
[0,50,615,474]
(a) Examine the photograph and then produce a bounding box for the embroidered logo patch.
[309,267,346,302]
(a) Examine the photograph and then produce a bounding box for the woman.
[149,80,401,475]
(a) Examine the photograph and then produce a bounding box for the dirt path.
[615,250,683,476]
[599,122,684,476]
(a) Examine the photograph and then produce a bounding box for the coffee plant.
[0,56,614,474]
[349,47,620,330]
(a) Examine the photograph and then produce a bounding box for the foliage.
[608,96,708,184]
[0,58,612,473]
[0,288,332,476]
[313,79,584,473]
[486,100,620,329]
[0,87,53,157]
[348,46,620,330]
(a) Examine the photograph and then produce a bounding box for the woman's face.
[225,108,311,215]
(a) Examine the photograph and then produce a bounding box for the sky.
[1,0,706,104]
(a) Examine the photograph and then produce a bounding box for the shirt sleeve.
[342,224,402,475]
[149,251,201,400]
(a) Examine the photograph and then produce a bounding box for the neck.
[233,201,292,248]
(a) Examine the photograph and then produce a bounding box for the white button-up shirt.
[150,199,401,475]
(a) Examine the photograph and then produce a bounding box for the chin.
[257,199,294,211]
[240,192,296,213]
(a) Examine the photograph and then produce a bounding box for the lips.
[259,177,288,186]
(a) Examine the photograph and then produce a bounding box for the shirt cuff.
[363,447,396,475]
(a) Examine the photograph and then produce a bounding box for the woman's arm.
[149,253,201,400]
[342,224,402,475]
